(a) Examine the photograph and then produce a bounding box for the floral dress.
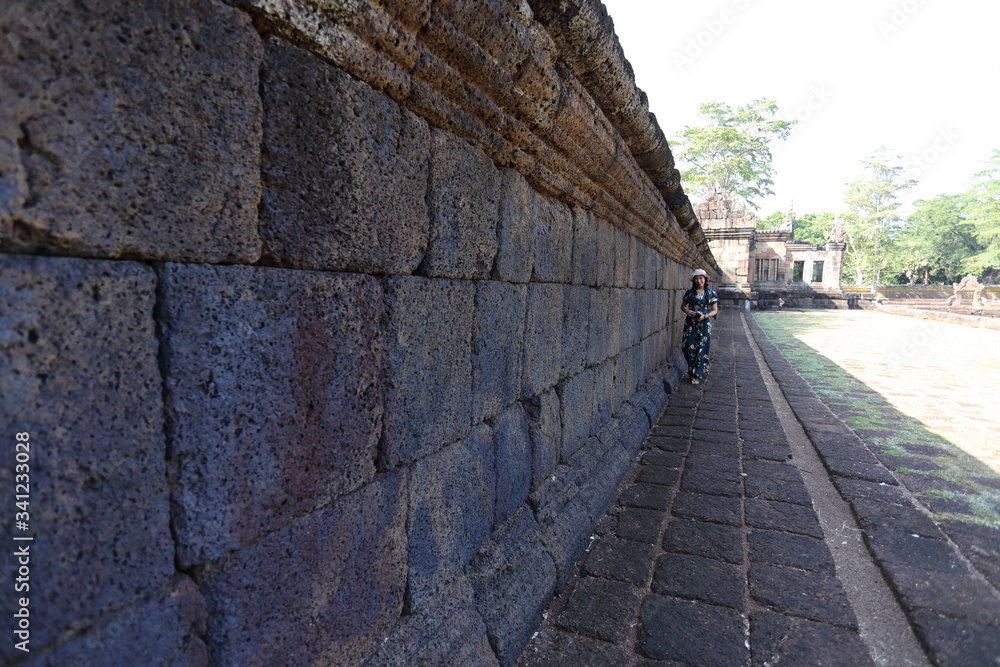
[681,288,719,380]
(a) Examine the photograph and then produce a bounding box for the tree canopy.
[673,99,796,209]
[889,194,980,285]
[782,149,1000,286]
[841,148,915,286]
[794,212,836,246]
[961,149,1000,283]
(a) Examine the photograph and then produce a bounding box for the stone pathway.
[517,309,1000,666]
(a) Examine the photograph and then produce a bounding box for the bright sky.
[601,0,1000,217]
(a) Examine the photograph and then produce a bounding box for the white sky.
[600,0,1000,216]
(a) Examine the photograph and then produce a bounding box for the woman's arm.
[680,292,693,318]
[704,291,719,319]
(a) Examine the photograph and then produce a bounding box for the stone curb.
[875,304,1000,331]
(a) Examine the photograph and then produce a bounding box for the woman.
[680,268,719,385]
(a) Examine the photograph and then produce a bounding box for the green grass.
[753,310,1000,528]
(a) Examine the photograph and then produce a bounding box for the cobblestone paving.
[519,310,872,666]
[519,309,1000,666]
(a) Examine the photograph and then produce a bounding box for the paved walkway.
[518,308,1000,666]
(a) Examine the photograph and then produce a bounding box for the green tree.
[794,212,836,246]
[673,99,796,209]
[758,211,785,229]
[962,149,1000,283]
[892,194,980,284]
[756,210,835,246]
[842,148,916,287]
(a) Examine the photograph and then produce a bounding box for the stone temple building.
[697,185,849,307]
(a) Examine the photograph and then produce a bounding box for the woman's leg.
[682,321,698,378]
[694,321,712,380]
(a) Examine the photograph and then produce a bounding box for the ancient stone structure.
[945,273,986,307]
[0,0,717,664]
[697,186,847,307]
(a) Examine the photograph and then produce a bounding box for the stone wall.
[0,0,713,664]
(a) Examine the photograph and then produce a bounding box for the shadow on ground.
[753,310,1000,589]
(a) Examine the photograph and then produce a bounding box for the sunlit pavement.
[754,309,1000,476]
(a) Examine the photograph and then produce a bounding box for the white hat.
[691,269,708,278]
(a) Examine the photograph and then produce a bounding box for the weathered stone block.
[473,281,527,423]
[557,577,642,644]
[0,0,262,262]
[620,287,637,349]
[613,226,629,287]
[408,426,495,612]
[522,283,563,396]
[364,576,498,667]
[586,287,609,366]
[561,284,591,377]
[537,486,594,590]
[525,388,562,491]
[565,434,616,502]
[753,612,872,667]
[595,217,616,286]
[421,128,500,279]
[626,233,639,288]
[644,289,660,340]
[664,519,743,564]
[622,399,653,455]
[642,335,657,382]
[202,471,407,667]
[571,207,598,286]
[632,243,645,288]
[639,595,746,664]
[259,39,429,274]
[640,290,653,342]
[750,563,857,628]
[468,507,557,666]
[558,367,596,459]
[383,275,474,466]
[613,350,631,414]
[627,343,644,399]
[0,138,16,242]
[653,553,743,608]
[494,402,532,524]
[646,289,661,342]
[35,575,207,666]
[494,168,536,283]
[158,263,383,566]
[606,287,623,358]
[0,255,171,654]
[750,530,835,574]
[638,244,652,289]
[643,377,669,426]
[532,195,574,283]
[593,358,616,434]
[578,444,631,519]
